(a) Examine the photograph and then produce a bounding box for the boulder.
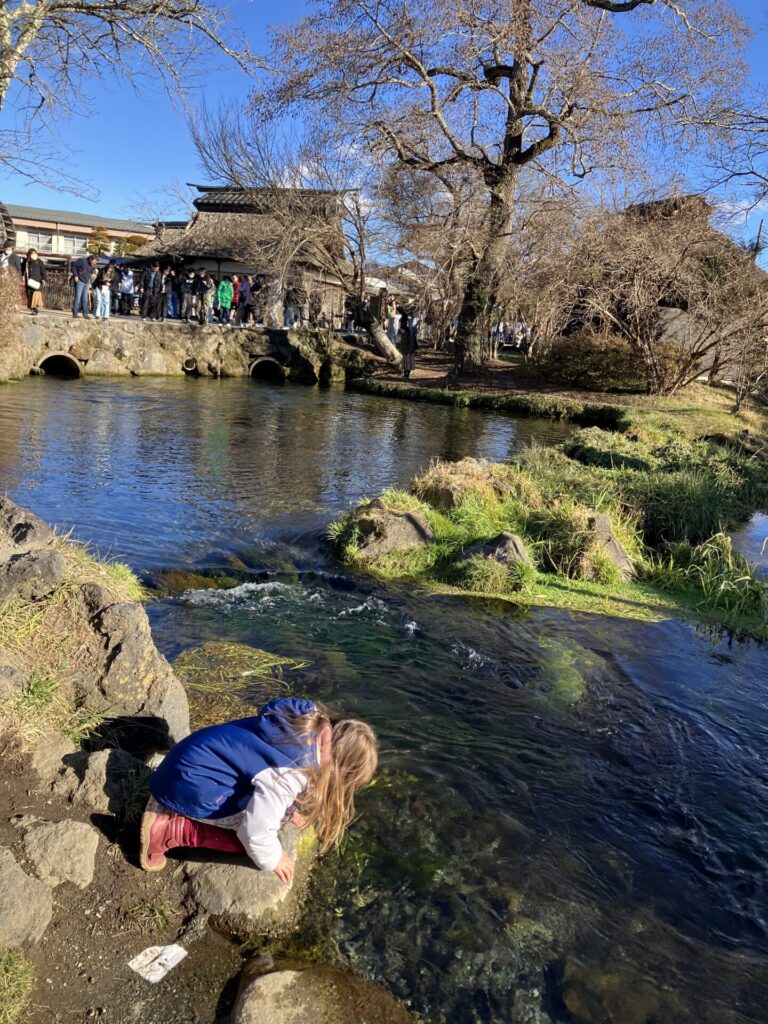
[232,966,411,1024]
[350,501,434,559]
[0,547,65,601]
[53,748,149,815]
[0,847,53,946]
[457,532,532,568]
[0,497,52,556]
[587,514,635,581]
[82,596,190,744]
[85,349,131,375]
[185,824,313,935]
[21,819,99,888]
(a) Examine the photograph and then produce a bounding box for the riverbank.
[350,358,765,441]
[0,501,410,1024]
[329,417,768,638]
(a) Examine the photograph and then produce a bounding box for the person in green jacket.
[217,276,234,325]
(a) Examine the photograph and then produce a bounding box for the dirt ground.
[374,346,534,391]
[0,753,246,1024]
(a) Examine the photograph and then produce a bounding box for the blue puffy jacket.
[150,697,319,869]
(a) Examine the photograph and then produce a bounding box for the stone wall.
[0,313,384,385]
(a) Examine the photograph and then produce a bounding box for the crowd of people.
[69,256,334,329]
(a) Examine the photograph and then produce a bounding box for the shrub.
[533,331,647,393]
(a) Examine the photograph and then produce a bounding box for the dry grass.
[0,949,34,1024]
[413,458,543,513]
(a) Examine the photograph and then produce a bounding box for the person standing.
[217,276,234,324]
[1,241,23,277]
[235,275,255,327]
[110,262,122,315]
[140,262,161,320]
[398,312,418,380]
[94,261,116,320]
[71,254,97,319]
[195,268,215,325]
[180,269,196,322]
[157,267,175,322]
[119,267,135,315]
[21,248,47,315]
[386,298,398,343]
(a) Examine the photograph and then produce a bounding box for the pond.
[2,377,767,1024]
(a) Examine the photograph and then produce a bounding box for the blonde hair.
[275,702,378,853]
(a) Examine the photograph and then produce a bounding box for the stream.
[2,376,767,1024]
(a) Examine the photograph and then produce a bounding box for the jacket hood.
[255,697,318,766]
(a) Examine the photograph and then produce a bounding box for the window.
[25,231,53,253]
[62,234,88,256]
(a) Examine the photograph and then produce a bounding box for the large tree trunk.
[358,306,402,365]
[454,184,516,375]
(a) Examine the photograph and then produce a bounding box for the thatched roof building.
[134,184,349,320]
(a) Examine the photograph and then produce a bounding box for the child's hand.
[289,810,308,830]
[273,851,295,884]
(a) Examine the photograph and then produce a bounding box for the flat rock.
[232,966,411,1024]
[22,819,99,888]
[0,497,52,556]
[458,532,532,567]
[0,547,64,601]
[185,824,311,935]
[54,748,149,815]
[351,501,434,559]
[0,847,53,946]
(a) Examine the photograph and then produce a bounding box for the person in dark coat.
[71,254,97,318]
[235,275,255,327]
[140,263,162,320]
[1,241,23,276]
[180,269,196,323]
[21,249,47,314]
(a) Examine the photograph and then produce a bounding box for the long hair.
[277,702,378,853]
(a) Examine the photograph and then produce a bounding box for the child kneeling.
[140,697,378,881]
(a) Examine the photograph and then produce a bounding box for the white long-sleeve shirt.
[236,766,307,870]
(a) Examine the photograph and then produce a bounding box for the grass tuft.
[0,949,34,1024]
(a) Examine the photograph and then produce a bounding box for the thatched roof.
[134,185,346,273]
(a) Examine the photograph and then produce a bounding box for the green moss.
[0,949,34,1024]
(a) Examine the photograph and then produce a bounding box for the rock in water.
[0,548,65,601]
[0,847,53,946]
[22,819,99,888]
[185,825,314,936]
[349,500,434,559]
[457,532,532,567]
[232,966,411,1024]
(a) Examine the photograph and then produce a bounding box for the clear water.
[2,377,768,1024]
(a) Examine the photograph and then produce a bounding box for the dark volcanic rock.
[351,500,434,559]
[0,548,65,601]
[0,497,53,555]
[457,532,533,568]
[587,514,635,581]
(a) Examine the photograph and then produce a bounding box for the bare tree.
[0,0,257,186]
[570,199,768,395]
[259,0,749,373]
[190,109,402,362]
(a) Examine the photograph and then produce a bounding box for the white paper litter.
[128,944,188,983]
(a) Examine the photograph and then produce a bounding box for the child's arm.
[236,768,305,878]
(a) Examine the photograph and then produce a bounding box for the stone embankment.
[0,499,410,1022]
[0,312,385,384]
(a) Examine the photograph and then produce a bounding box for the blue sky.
[1,0,766,244]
